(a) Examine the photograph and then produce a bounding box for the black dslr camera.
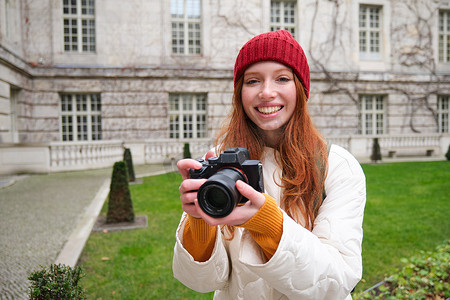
[190,147,264,218]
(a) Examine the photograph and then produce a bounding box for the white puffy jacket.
[173,145,366,300]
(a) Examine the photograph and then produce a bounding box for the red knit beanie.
[234,30,310,99]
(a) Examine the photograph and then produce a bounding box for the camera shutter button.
[208,157,219,163]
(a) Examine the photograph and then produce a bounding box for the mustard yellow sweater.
[183,194,283,262]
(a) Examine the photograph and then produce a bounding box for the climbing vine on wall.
[306,0,445,133]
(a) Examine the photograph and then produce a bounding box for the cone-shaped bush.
[370,137,382,162]
[183,142,192,159]
[123,148,136,182]
[106,161,135,223]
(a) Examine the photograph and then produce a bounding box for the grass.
[79,160,449,299]
[79,172,213,299]
[358,161,449,292]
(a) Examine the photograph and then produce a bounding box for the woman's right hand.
[177,151,215,218]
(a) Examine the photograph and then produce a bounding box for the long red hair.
[215,74,328,231]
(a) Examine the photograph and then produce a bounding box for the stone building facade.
[1,0,449,174]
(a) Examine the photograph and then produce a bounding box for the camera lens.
[200,184,233,216]
[197,168,246,218]
[205,187,229,208]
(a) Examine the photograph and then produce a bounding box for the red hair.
[215,75,328,231]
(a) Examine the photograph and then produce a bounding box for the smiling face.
[241,61,297,145]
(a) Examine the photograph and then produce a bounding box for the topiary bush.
[354,240,449,299]
[106,161,135,223]
[123,148,136,182]
[183,142,192,159]
[28,264,86,300]
[370,138,382,163]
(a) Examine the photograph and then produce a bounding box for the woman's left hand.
[195,180,266,226]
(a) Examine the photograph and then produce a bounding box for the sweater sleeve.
[183,214,217,262]
[184,194,282,261]
[238,194,283,259]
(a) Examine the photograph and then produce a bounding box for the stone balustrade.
[377,134,443,157]
[326,133,449,159]
[144,138,213,163]
[49,140,124,171]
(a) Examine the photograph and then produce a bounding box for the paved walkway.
[0,163,169,300]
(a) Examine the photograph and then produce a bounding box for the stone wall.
[13,69,447,143]
[13,67,233,143]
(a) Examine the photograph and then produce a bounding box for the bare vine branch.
[307,0,442,133]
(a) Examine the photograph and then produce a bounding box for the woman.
[173,30,366,300]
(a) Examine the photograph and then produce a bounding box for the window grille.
[63,0,96,52]
[358,95,386,135]
[171,0,201,55]
[439,10,450,62]
[169,94,207,139]
[438,95,449,133]
[60,93,102,141]
[270,1,296,36]
[359,5,382,60]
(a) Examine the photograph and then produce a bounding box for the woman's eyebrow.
[244,68,293,77]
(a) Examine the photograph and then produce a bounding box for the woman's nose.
[259,81,277,100]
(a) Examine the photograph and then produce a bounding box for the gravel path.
[0,164,167,300]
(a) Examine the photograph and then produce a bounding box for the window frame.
[170,0,202,55]
[270,0,297,37]
[358,94,386,135]
[439,10,450,63]
[62,0,96,53]
[168,93,207,139]
[359,4,382,61]
[437,95,449,133]
[60,93,102,142]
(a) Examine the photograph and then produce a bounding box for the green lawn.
[79,172,213,299]
[358,161,449,291]
[79,161,449,299]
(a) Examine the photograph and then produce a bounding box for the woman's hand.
[177,151,214,218]
[196,180,266,227]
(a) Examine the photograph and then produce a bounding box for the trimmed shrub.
[183,142,192,159]
[123,148,136,182]
[28,264,86,300]
[370,138,382,163]
[106,161,135,223]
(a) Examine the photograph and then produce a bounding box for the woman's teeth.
[257,106,282,114]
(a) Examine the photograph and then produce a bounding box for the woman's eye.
[278,77,290,82]
[245,79,259,85]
